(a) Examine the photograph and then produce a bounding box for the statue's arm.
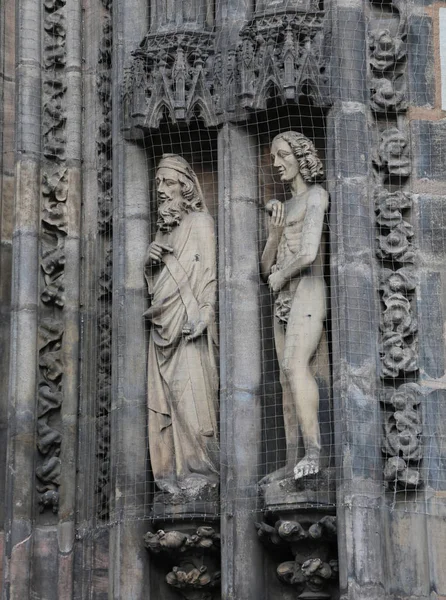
[269,188,327,291]
[183,214,217,341]
[197,217,217,326]
[260,200,285,281]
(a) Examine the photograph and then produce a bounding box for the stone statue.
[260,132,328,483]
[144,154,219,502]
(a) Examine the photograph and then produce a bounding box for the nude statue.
[144,154,219,501]
[260,131,328,483]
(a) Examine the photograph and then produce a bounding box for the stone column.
[0,0,16,576]
[327,1,385,599]
[29,0,83,596]
[2,0,41,597]
[56,0,82,594]
[407,1,446,597]
[74,1,112,597]
[109,0,151,597]
[218,123,264,600]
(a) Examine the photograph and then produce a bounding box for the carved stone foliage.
[37,0,68,513]
[369,29,406,72]
[369,25,407,115]
[370,77,406,113]
[145,526,221,600]
[96,249,112,519]
[256,515,338,597]
[381,384,423,489]
[238,11,329,111]
[369,2,421,489]
[373,127,411,179]
[123,9,330,131]
[41,169,68,308]
[43,0,67,159]
[97,15,112,233]
[95,0,113,521]
[36,320,64,513]
[375,189,417,379]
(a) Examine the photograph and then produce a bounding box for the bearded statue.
[144,154,219,504]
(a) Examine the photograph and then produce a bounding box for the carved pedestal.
[257,510,338,599]
[145,522,221,600]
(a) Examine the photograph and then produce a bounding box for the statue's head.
[271,131,323,183]
[156,154,205,233]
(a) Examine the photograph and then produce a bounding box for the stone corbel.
[145,525,221,600]
[256,513,338,599]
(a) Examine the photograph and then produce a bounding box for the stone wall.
[1,0,446,599]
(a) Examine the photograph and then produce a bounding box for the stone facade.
[0,0,446,599]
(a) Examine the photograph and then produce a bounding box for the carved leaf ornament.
[370,2,422,491]
[95,1,113,521]
[37,0,68,513]
[381,384,423,489]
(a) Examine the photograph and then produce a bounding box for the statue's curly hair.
[177,173,204,213]
[272,131,324,182]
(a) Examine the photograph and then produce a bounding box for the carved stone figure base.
[145,522,221,600]
[260,466,336,512]
[256,510,338,599]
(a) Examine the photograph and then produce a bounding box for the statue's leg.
[283,277,325,480]
[147,338,180,495]
[148,408,179,495]
[259,317,299,485]
[172,338,219,490]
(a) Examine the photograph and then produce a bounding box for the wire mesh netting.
[4,0,445,539]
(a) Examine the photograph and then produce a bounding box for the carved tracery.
[123,2,330,132]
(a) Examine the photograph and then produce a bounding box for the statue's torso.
[275,192,326,294]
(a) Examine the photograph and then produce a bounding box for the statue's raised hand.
[145,242,173,264]
[265,199,285,237]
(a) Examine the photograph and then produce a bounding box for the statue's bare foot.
[294,454,320,480]
[259,465,294,486]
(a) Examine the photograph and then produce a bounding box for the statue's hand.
[182,319,207,342]
[268,270,286,293]
[145,242,173,264]
[266,199,285,238]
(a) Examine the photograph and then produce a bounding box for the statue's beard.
[157,198,183,233]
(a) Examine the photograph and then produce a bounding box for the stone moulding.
[122,9,330,133]
[95,0,113,521]
[370,1,422,491]
[37,0,68,514]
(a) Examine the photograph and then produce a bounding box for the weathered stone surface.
[417,271,445,379]
[407,15,434,108]
[2,0,446,598]
[417,195,446,259]
[411,120,446,182]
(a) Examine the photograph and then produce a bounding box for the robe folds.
[144,211,219,488]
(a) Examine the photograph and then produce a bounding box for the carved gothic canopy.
[122,3,331,133]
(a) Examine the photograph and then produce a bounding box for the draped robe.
[144,211,219,490]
